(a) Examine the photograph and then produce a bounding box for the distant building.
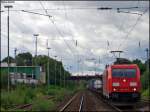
[0,64,46,85]
[0,62,16,67]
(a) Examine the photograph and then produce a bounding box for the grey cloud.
[1,1,149,75]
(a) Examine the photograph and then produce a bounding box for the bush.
[141,70,149,90]
[0,69,8,89]
[1,85,36,108]
[32,98,55,111]
[142,88,150,99]
[1,90,25,108]
[1,83,80,110]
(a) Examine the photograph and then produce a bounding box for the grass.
[32,98,55,111]
[1,83,81,111]
[142,88,150,100]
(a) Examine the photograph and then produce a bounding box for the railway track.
[91,89,150,112]
[140,99,150,103]
[12,103,32,110]
[79,96,84,112]
[59,90,122,111]
[59,92,84,112]
[91,90,122,112]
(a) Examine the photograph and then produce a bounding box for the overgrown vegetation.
[1,52,86,111]
[142,88,150,100]
[0,84,80,111]
[0,69,8,88]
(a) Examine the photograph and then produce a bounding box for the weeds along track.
[11,96,54,111]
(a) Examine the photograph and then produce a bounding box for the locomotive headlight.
[130,82,137,86]
[112,82,120,87]
[133,88,136,91]
[113,88,116,91]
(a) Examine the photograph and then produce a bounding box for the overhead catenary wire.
[118,7,149,51]
[39,1,76,58]
[21,10,52,17]
[1,3,149,73]
[107,2,136,59]
[62,1,76,46]
[1,6,149,12]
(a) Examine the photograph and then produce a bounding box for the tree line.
[1,52,71,87]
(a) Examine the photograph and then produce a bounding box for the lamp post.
[4,5,13,92]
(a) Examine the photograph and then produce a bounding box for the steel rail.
[59,93,79,112]
[79,95,84,112]
[140,99,150,103]
[91,90,122,112]
[105,101,122,112]
[12,103,32,110]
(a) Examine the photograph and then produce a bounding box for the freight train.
[88,64,141,102]
[88,79,102,92]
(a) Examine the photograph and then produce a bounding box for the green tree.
[141,70,149,90]
[16,52,32,66]
[34,55,71,86]
[114,58,132,64]
[132,59,146,75]
[2,56,15,63]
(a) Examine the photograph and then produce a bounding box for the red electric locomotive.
[102,64,141,101]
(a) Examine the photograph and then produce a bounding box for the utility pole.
[76,40,79,76]
[94,60,96,75]
[77,56,80,76]
[14,48,17,64]
[145,48,149,70]
[47,47,51,86]
[14,48,17,80]
[66,67,69,88]
[4,5,13,92]
[63,65,66,88]
[33,34,39,66]
[59,57,62,86]
[54,55,57,86]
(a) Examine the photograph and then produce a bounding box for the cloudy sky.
[1,1,149,75]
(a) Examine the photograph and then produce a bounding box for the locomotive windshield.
[112,69,136,78]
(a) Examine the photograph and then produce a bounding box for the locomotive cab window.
[112,69,136,78]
